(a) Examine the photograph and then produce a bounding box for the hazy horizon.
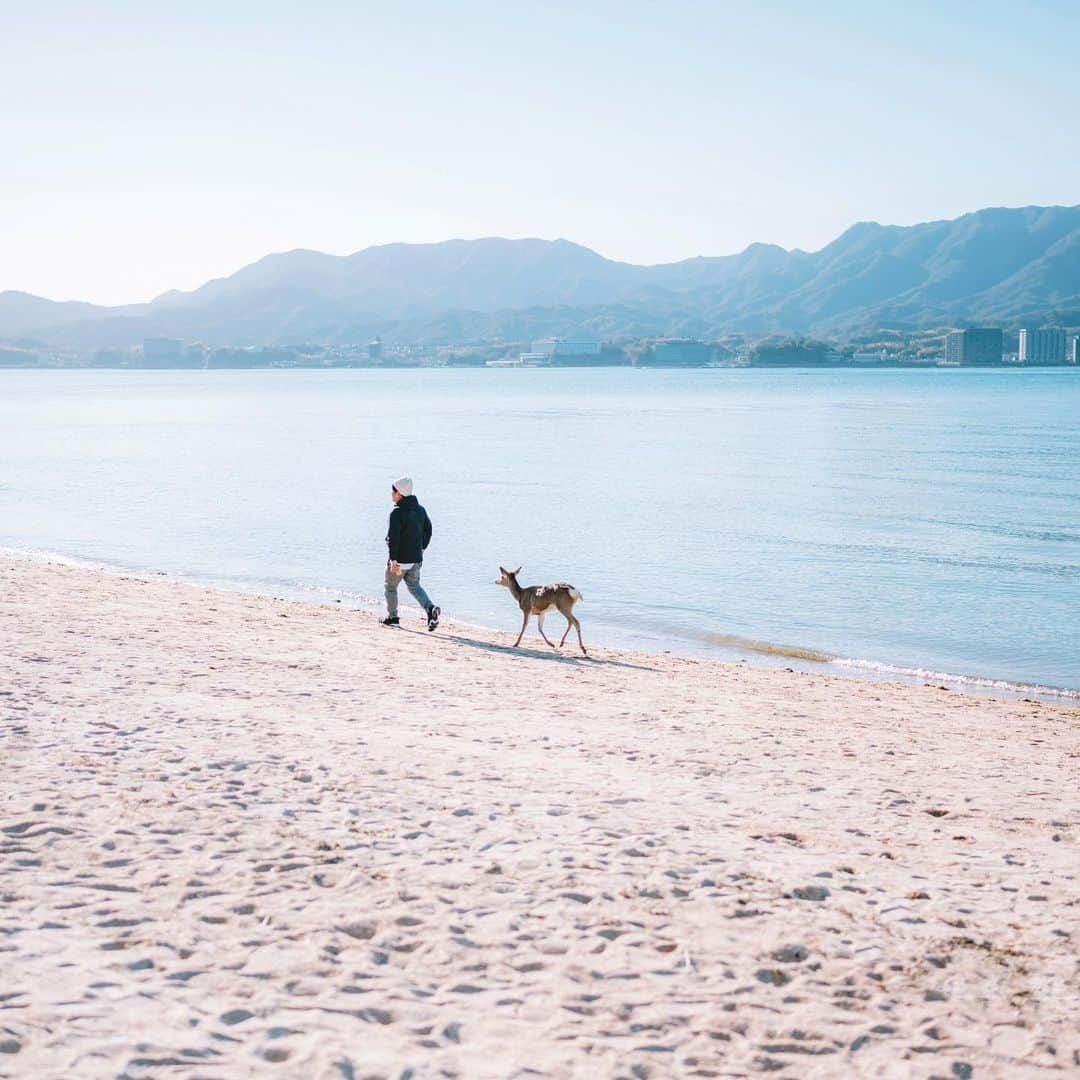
[5,1,1079,305]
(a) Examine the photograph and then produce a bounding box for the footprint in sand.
[772,944,809,963]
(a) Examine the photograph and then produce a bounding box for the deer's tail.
[570,588,583,603]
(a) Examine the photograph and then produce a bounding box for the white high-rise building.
[1018,327,1067,365]
[531,338,602,357]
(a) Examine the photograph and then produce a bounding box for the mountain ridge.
[3,204,1079,351]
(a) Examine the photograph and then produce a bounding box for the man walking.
[382,476,440,631]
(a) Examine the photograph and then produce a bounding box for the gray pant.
[384,562,433,618]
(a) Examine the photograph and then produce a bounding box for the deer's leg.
[536,611,557,649]
[557,599,575,648]
[571,613,586,656]
[514,611,529,647]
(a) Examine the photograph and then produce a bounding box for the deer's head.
[496,566,522,588]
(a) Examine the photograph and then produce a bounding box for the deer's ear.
[499,566,507,575]
[513,566,522,575]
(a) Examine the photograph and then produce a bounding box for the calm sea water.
[3,368,1079,697]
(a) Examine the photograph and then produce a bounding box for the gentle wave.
[1,545,131,574]
[830,656,1080,702]
[705,621,1080,702]
[704,632,834,664]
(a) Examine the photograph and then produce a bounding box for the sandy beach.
[2,557,1078,1078]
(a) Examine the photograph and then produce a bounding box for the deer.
[496,566,587,656]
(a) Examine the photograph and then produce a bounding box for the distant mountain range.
[3,204,1079,352]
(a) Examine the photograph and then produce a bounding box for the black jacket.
[386,495,432,564]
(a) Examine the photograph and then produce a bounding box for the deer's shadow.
[436,631,659,672]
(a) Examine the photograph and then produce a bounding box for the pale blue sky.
[4,0,1078,304]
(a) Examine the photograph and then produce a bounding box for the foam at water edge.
[702,621,1080,702]
[831,655,1080,702]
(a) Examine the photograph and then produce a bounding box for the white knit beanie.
[393,476,414,496]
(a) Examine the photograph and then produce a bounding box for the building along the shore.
[640,339,713,366]
[527,338,626,366]
[531,338,601,359]
[1019,327,1068,365]
[944,328,1003,365]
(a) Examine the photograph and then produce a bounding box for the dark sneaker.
[427,605,440,632]
[381,616,400,626]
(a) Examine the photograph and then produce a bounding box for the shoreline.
[4,556,1079,1076]
[5,364,1080,372]
[5,543,1078,706]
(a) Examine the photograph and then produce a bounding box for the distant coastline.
[2,350,1077,371]
[3,325,1079,372]
[3,205,1080,367]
